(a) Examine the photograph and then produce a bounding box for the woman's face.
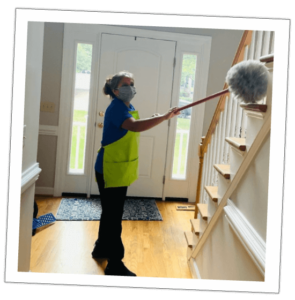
[113,77,134,97]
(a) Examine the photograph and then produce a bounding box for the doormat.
[55,198,163,221]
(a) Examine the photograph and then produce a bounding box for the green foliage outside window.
[76,44,92,73]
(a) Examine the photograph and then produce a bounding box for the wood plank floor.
[30,196,195,279]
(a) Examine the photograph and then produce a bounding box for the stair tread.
[190,219,201,233]
[225,137,246,151]
[240,103,267,112]
[214,164,231,179]
[260,53,274,63]
[184,231,195,247]
[197,203,209,220]
[204,186,219,202]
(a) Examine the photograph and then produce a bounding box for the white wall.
[19,22,44,272]
[194,133,270,280]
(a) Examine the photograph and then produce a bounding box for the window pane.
[172,54,197,179]
[69,43,92,174]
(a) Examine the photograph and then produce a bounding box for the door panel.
[90,34,176,197]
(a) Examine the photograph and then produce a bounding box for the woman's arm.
[121,107,180,132]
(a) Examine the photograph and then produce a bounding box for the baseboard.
[165,197,188,202]
[62,192,87,198]
[35,186,54,195]
[90,194,162,200]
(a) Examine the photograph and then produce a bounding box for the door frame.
[54,24,211,202]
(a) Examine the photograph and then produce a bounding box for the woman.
[92,71,180,276]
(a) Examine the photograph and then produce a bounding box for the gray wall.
[36,23,63,189]
[36,23,243,191]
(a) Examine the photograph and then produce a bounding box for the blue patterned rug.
[55,198,163,221]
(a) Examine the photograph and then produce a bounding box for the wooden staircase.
[184,30,274,281]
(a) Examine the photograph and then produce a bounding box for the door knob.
[99,111,105,117]
[98,123,103,128]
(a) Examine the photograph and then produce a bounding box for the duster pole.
[175,88,230,113]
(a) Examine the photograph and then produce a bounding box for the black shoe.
[91,240,109,260]
[105,260,136,276]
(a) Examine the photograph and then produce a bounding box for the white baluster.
[235,105,243,138]
[241,45,249,137]
[255,31,263,59]
[205,143,212,203]
[209,133,216,186]
[249,31,256,60]
[270,31,275,54]
[212,125,219,185]
[221,98,229,163]
[228,94,238,163]
[224,95,232,163]
[215,114,223,185]
[262,32,271,56]
[200,152,207,203]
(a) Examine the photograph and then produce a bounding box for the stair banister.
[194,30,253,218]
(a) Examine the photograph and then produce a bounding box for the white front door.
[90,34,176,198]
[56,24,211,202]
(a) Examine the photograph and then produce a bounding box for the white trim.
[21,163,42,194]
[35,186,54,195]
[245,111,266,120]
[187,257,202,279]
[39,125,58,136]
[224,199,266,276]
[188,258,197,279]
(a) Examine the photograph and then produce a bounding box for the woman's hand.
[163,107,181,120]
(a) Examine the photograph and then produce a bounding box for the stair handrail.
[194,30,253,218]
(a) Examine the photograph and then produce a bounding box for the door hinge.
[94,122,96,127]
[163,175,166,184]
[173,57,176,67]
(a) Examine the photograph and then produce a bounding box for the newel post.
[194,136,205,218]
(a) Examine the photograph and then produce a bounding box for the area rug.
[55,198,163,221]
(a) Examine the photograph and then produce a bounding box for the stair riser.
[192,233,199,246]
[229,147,246,178]
[197,212,208,238]
[208,197,218,223]
[217,173,230,203]
[245,115,264,149]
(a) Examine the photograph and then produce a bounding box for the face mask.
[116,86,136,102]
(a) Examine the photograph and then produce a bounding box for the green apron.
[101,110,140,188]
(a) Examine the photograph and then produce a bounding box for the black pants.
[95,171,128,260]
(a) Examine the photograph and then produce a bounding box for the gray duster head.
[226,60,269,103]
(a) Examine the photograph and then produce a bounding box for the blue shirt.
[94,97,135,174]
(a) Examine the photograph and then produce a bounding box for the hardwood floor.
[31,196,194,278]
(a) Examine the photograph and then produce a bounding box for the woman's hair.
[103,71,134,99]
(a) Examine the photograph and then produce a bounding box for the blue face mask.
[116,86,136,102]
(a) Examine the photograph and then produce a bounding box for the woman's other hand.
[163,107,181,120]
[151,113,161,118]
